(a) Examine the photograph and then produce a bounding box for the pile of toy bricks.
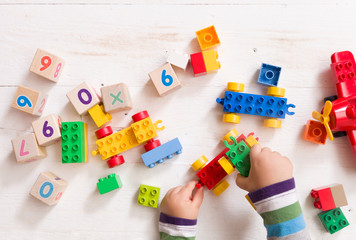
[310,183,349,234]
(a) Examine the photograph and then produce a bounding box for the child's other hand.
[160,180,204,219]
[236,144,293,192]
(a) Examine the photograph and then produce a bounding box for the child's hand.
[160,180,204,220]
[236,144,293,192]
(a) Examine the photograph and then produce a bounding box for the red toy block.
[190,52,207,77]
[196,156,227,190]
[311,187,336,211]
[303,120,327,145]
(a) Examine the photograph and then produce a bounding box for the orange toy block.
[29,49,65,82]
[303,120,327,144]
[11,133,47,163]
[30,172,68,206]
[149,63,181,96]
[66,82,101,115]
[196,25,220,51]
[11,85,48,116]
[32,114,62,146]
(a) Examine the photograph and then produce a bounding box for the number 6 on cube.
[32,114,62,146]
[149,63,181,97]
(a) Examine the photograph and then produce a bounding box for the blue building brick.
[141,138,182,168]
[216,91,295,119]
[257,63,282,87]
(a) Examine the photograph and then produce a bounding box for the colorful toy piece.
[190,49,220,76]
[97,173,123,195]
[66,82,101,115]
[196,25,220,51]
[149,63,181,96]
[141,138,182,168]
[11,85,48,116]
[137,184,160,208]
[29,49,65,82]
[257,63,282,87]
[310,184,348,211]
[303,120,327,144]
[88,104,112,127]
[167,51,190,71]
[100,83,132,113]
[30,172,68,206]
[61,121,88,163]
[216,82,295,128]
[318,208,349,234]
[32,114,62,146]
[11,133,47,163]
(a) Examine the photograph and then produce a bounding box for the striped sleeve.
[159,213,197,240]
[247,178,311,240]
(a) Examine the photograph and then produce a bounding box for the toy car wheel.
[227,82,244,92]
[144,139,161,152]
[223,113,240,124]
[95,126,113,139]
[192,156,208,171]
[132,111,149,122]
[107,155,125,168]
[264,118,282,128]
[333,131,347,138]
[221,128,239,143]
[267,87,285,97]
[324,95,338,103]
[212,180,230,196]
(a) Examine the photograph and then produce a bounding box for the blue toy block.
[257,63,281,87]
[141,138,182,168]
[216,91,295,119]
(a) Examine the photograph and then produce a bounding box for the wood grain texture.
[1,2,356,240]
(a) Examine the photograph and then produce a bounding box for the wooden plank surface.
[1,2,356,240]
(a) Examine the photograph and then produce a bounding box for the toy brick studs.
[12,85,48,116]
[149,63,181,96]
[318,208,349,234]
[11,133,47,163]
[29,49,65,82]
[30,172,68,205]
[196,25,220,51]
[303,120,327,144]
[257,63,282,87]
[61,121,88,163]
[137,184,160,208]
[97,173,123,195]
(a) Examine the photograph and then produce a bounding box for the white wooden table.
[1,1,356,239]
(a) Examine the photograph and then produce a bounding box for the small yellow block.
[212,180,230,196]
[202,49,220,73]
[131,117,157,144]
[245,135,259,148]
[88,104,112,128]
[218,157,235,175]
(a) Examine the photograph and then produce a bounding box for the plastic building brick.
[318,208,349,234]
[100,83,132,113]
[245,135,259,148]
[97,173,123,195]
[224,136,251,177]
[196,25,220,51]
[137,184,160,208]
[131,117,158,144]
[202,49,220,73]
[11,133,47,163]
[141,138,182,168]
[30,172,68,206]
[212,179,229,196]
[88,104,112,128]
[107,155,125,168]
[167,51,190,71]
[218,156,235,175]
[149,63,181,96]
[257,63,281,87]
[303,120,327,145]
[61,121,88,163]
[216,91,295,119]
[311,184,348,211]
[29,49,65,82]
[32,114,62,146]
[11,85,48,116]
[196,154,227,190]
[190,52,207,77]
[66,82,101,115]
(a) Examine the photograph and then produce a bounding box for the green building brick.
[61,121,87,163]
[224,136,251,177]
[97,173,123,194]
[318,208,349,234]
[137,184,160,208]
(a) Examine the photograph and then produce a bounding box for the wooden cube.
[101,83,132,113]
[149,63,181,96]
[29,49,65,82]
[30,172,68,206]
[66,82,101,115]
[167,51,190,71]
[32,114,62,146]
[11,133,47,163]
[330,184,348,208]
[11,85,48,116]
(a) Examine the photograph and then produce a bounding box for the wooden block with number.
[149,63,181,96]
[11,133,47,163]
[29,48,65,82]
[11,85,48,116]
[32,114,62,146]
[66,82,101,115]
[101,83,133,113]
[30,172,68,206]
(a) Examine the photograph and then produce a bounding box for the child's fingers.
[192,186,204,206]
[235,173,249,191]
[250,144,262,161]
[179,180,199,196]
